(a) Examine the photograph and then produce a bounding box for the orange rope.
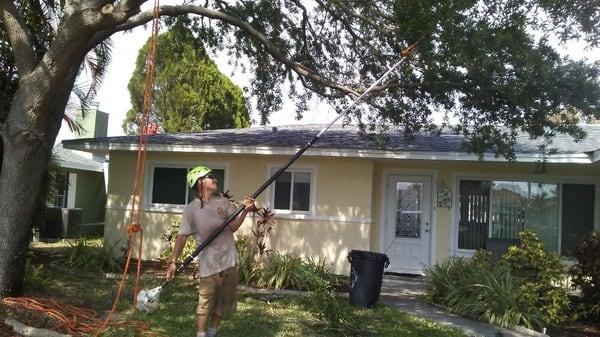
[4,4,164,335]
[1,297,154,336]
[91,0,162,335]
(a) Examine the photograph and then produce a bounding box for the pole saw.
[136,39,423,313]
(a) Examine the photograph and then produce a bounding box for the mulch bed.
[547,321,600,337]
[0,301,62,337]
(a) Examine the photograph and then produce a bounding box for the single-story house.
[45,143,106,238]
[62,124,600,274]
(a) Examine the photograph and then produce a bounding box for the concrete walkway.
[379,275,548,337]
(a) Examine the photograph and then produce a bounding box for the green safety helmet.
[187,165,212,189]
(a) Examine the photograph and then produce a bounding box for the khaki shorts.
[196,267,238,316]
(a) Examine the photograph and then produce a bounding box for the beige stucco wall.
[104,151,373,274]
[370,160,600,266]
[105,149,600,273]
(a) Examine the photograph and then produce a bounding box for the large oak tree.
[1,0,599,297]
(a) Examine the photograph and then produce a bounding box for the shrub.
[424,234,567,330]
[66,238,123,273]
[294,256,330,290]
[24,252,51,289]
[160,219,196,261]
[302,274,367,336]
[92,240,123,273]
[500,231,564,282]
[259,252,304,289]
[569,230,600,320]
[454,264,544,329]
[424,256,471,304]
[500,231,570,325]
[235,235,262,285]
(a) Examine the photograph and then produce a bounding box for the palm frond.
[84,39,113,99]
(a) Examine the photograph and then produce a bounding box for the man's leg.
[197,274,217,336]
[209,313,221,328]
[207,314,221,337]
[196,315,209,336]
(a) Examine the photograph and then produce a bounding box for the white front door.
[384,175,432,274]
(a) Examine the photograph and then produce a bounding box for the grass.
[18,242,467,337]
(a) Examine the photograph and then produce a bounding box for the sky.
[56,8,600,142]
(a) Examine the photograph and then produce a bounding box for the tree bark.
[0,55,82,298]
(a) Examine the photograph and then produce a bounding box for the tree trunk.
[0,64,79,297]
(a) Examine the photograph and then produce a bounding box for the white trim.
[450,171,600,257]
[558,184,563,255]
[56,159,104,172]
[64,142,594,164]
[143,160,230,209]
[67,173,77,209]
[266,164,317,216]
[104,204,371,223]
[378,168,438,270]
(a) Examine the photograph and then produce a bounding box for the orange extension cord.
[1,297,150,336]
[2,1,162,336]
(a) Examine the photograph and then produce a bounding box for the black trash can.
[347,250,389,308]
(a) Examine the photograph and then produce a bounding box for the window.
[272,169,312,212]
[50,172,69,207]
[150,166,225,206]
[561,184,595,256]
[458,179,595,255]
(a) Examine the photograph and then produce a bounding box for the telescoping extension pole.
[162,40,422,289]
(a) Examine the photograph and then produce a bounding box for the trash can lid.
[348,250,389,263]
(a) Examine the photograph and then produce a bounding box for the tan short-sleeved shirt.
[179,196,237,277]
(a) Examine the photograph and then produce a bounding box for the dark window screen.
[152,167,187,204]
[458,180,491,249]
[274,172,292,210]
[292,172,311,211]
[561,184,595,256]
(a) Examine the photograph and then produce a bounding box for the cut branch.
[0,0,36,75]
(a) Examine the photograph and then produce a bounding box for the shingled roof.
[53,144,104,172]
[62,124,600,163]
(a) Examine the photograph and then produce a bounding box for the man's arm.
[228,197,255,233]
[170,234,188,263]
[166,234,188,280]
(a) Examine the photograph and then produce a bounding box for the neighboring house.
[62,125,600,274]
[46,108,108,238]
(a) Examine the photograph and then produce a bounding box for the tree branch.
[314,0,384,59]
[0,0,36,75]
[89,4,365,97]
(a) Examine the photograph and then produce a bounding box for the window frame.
[451,172,600,258]
[145,160,229,211]
[267,164,316,216]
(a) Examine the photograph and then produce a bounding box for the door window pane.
[561,184,595,256]
[152,168,187,204]
[395,182,422,238]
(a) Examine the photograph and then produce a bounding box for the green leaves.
[425,232,572,329]
[124,19,250,134]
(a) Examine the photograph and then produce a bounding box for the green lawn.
[19,243,466,337]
